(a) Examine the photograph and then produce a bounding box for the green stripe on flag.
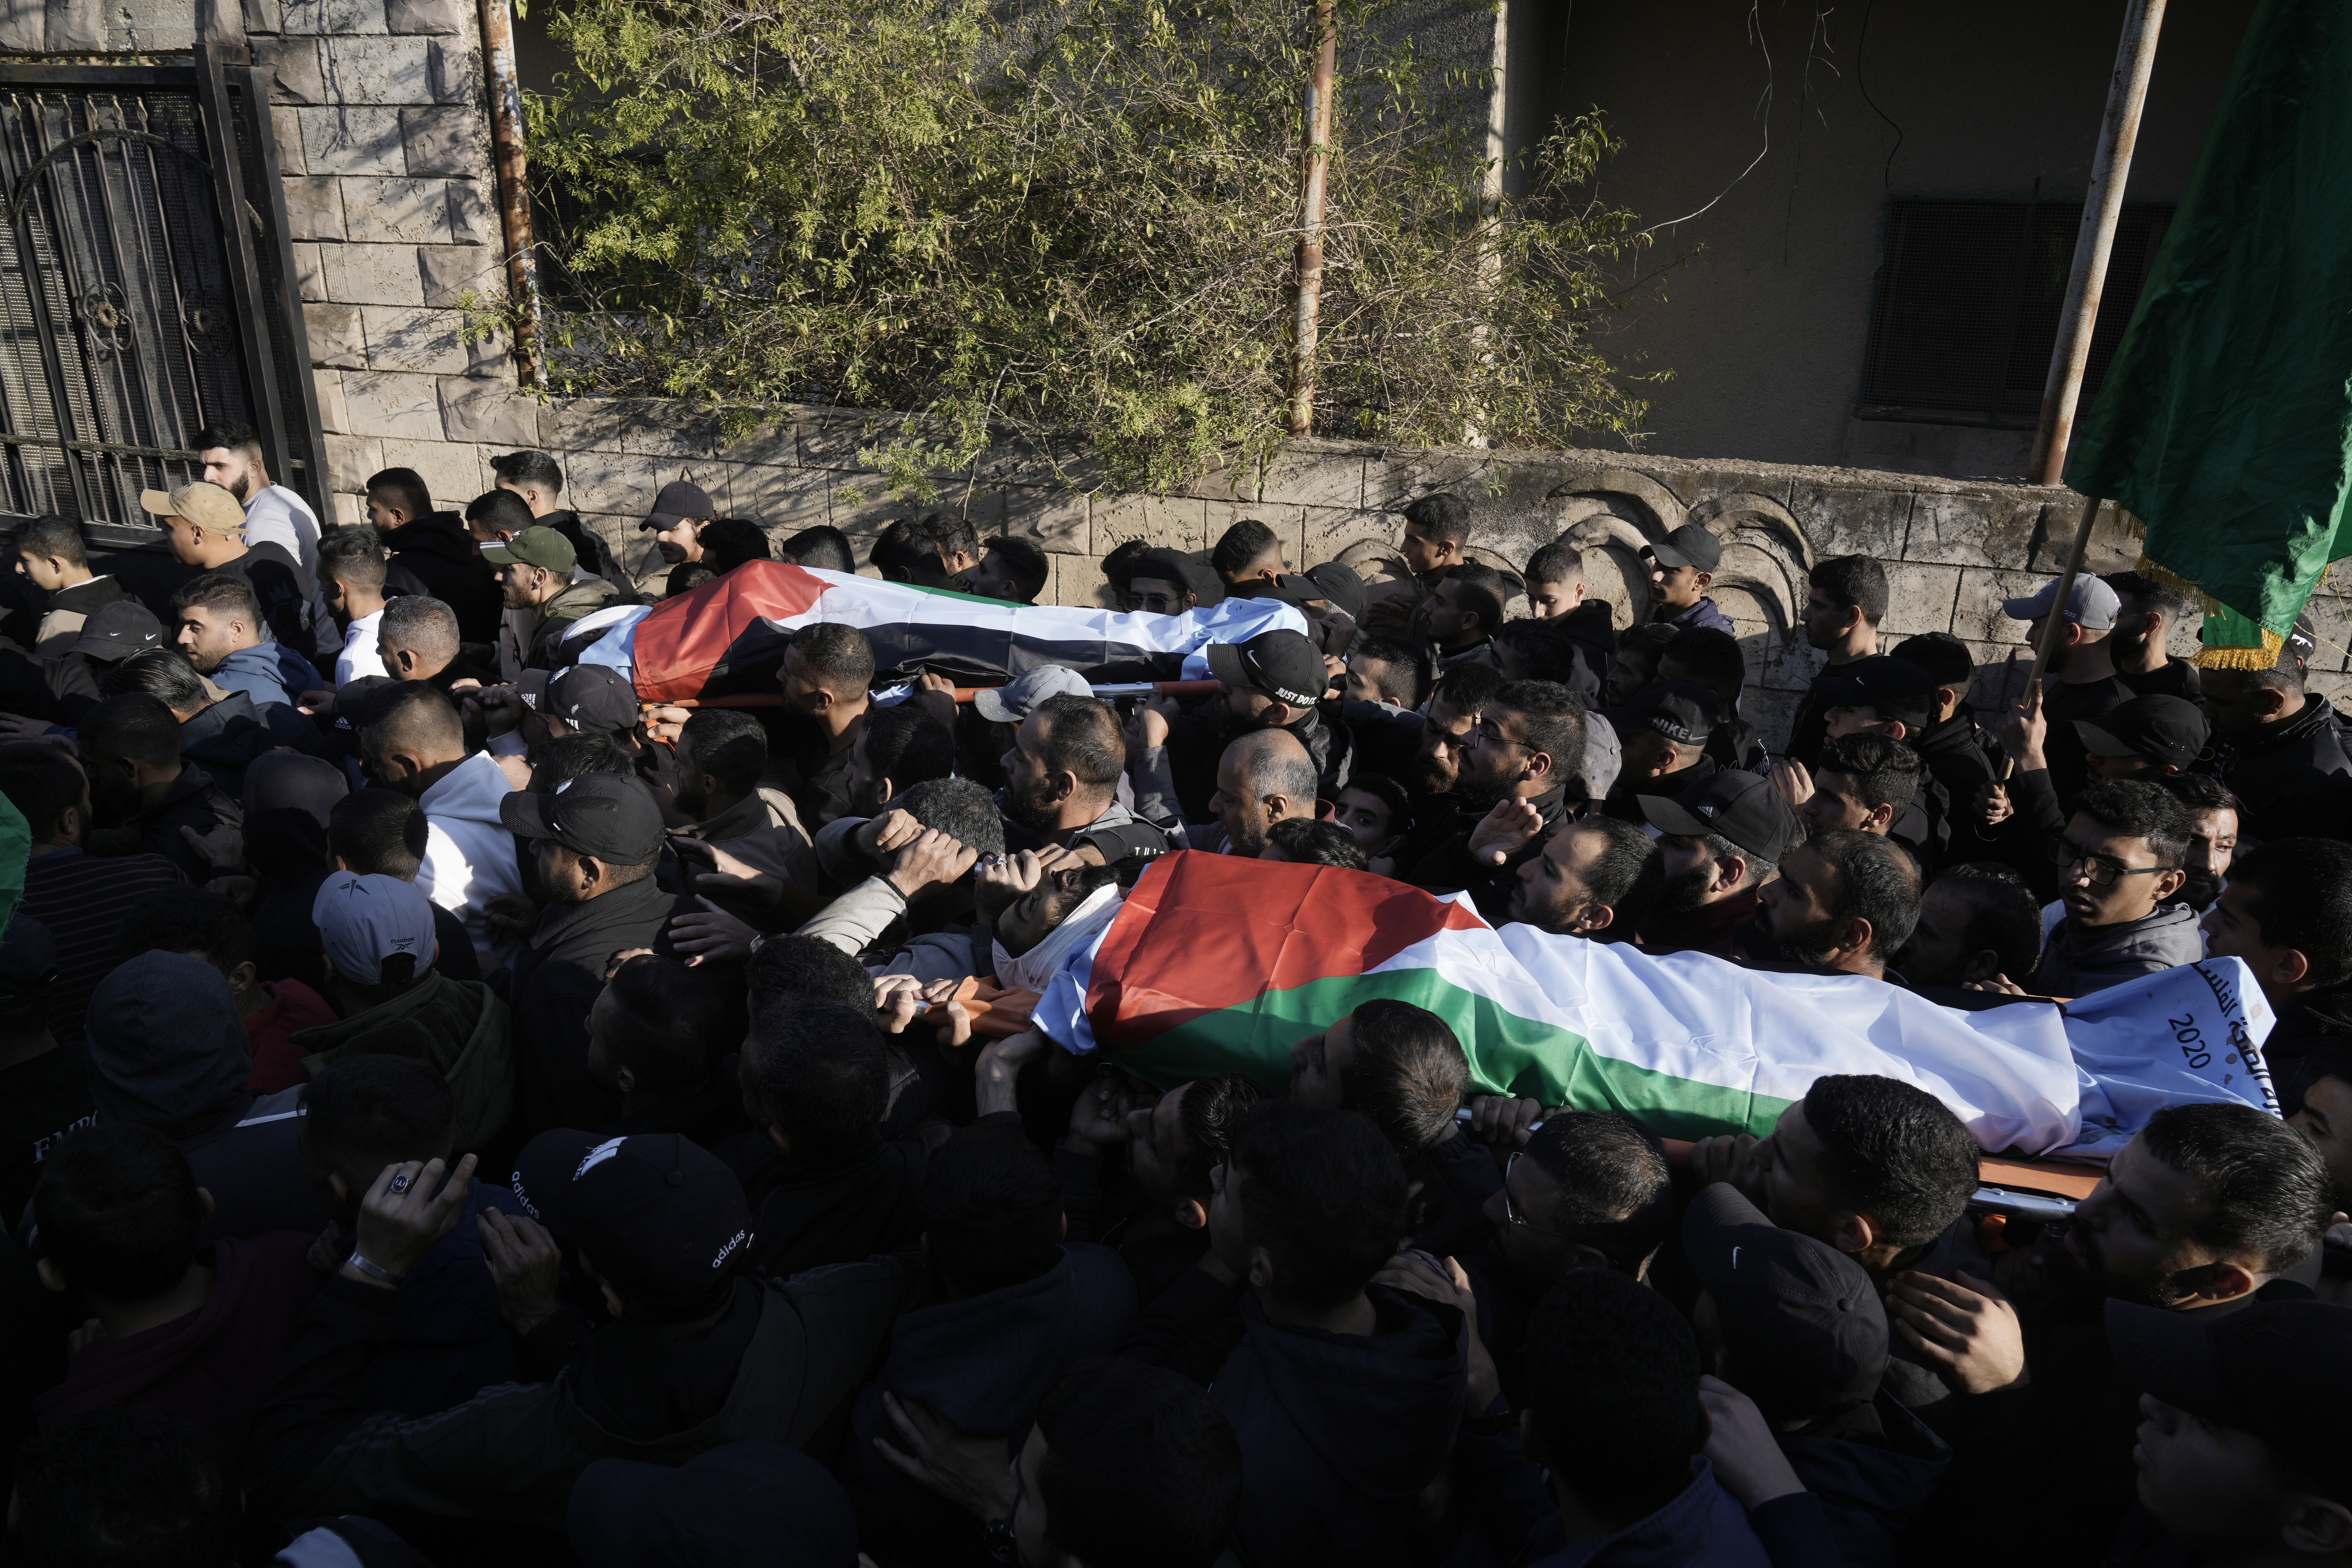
[1105,970,1795,1142]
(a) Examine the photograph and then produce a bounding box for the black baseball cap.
[640,479,716,532]
[2107,1297,2352,1480]
[509,1130,753,1310]
[69,599,163,662]
[1259,564,1369,622]
[1683,1183,1889,1424]
[1811,655,1938,731]
[1205,629,1328,709]
[1643,523,1723,573]
[500,771,665,866]
[2075,694,2209,769]
[1612,678,1720,745]
[1639,768,1805,864]
[568,1441,858,1568]
[544,663,641,738]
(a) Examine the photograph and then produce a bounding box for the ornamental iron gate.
[0,50,324,541]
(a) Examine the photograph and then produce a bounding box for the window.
[1860,199,2174,424]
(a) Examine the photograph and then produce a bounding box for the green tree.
[526,0,1662,496]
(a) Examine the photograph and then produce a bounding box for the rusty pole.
[1286,0,1339,438]
[2027,0,2167,485]
[478,0,544,387]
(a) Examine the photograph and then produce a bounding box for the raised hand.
[1467,798,1545,867]
[477,1206,566,1335]
[342,1155,477,1288]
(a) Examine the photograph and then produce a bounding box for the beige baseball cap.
[141,481,245,536]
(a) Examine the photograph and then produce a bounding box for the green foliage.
[524,0,1663,495]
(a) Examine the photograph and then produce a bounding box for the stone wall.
[379,398,2352,744]
[251,0,527,523]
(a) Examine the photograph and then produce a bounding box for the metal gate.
[0,49,324,539]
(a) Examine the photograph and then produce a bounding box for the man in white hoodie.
[357,682,524,971]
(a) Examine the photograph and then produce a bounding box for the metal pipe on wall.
[2027,0,2169,486]
[477,0,544,387]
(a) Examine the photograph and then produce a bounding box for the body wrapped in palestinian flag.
[565,560,1310,700]
[1032,854,2278,1160]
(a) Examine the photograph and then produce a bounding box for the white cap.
[2003,574,2120,630]
[312,873,438,984]
[973,664,1093,724]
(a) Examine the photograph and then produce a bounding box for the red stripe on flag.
[1083,851,1488,1048]
[631,560,830,702]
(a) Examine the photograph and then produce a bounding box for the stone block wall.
[250,0,518,529]
[359,397,2352,747]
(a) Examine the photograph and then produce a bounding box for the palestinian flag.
[1033,854,2279,1159]
[568,560,1310,701]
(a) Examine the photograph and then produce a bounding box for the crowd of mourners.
[2,423,2350,1568]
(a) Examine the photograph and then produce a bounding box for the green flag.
[2064,0,2352,666]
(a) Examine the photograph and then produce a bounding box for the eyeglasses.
[1472,721,1531,754]
[2047,840,2172,887]
[1501,1153,1568,1238]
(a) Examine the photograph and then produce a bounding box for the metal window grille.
[1860,198,2174,424]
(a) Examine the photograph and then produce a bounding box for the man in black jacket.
[2200,622,2352,843]
[490,448,606,579]
[730,995,939,1280]
[369,466,503,647]
[501,771,690,1137]
[82,951,327,1240]
[1408,679,1583,910]
[76,693,239,882]
[244,1130,922,1540]
[1121,1102,1468,1568]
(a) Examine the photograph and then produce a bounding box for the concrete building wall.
[1519,0,2257,477]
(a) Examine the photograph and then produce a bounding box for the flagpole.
[2025,490,2106,693]
[2028,0,2169,485]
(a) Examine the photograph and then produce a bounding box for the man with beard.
[1896,861,2043,991]
[2103,570,2203,701]
[1405,679,1582,907]
[75,692,239,882]
[996,694,1177,864]
[1635,769,1802,957]
[1158,629,1336,820]
[197,419,334,658]
[1779,555,1886,772]
[1191,728,1316,857]
[1999,574,2134,808]
[1463,1111,1672,1401]
[1602,679,1717,822]
[2159,773,2237,913]
[839,702,955,823]
[1952,1104,2334,1559]
[1754,827,1919,982]
[2199,619,2352,843]
[1792,732,1943,874]
[1503,815,1658,937]
[1368,661,1500,882]
[484,525,617,672]
[1411,562,1505,669]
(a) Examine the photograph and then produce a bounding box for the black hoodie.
[82,951,328,1241]
[1218,1287,1467,1567]
[1128,1274,1468,1568]
[178,691,322,801]
[387,512,503,646]
[844,1243,1137,1553]
[2217,693,2352,843]
[1779,1389,1952,1568]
